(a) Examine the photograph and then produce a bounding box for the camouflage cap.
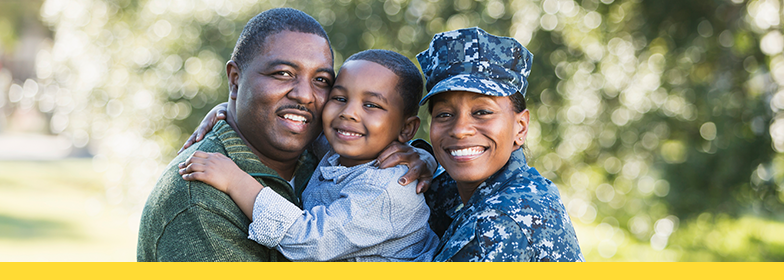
[416,27,533,106]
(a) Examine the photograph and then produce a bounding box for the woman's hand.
[178,102,228,154]
[377,141,436,194]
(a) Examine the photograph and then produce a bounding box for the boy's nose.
[339,102,360,121]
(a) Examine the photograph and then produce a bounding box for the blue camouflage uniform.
[418,27,584,261]
[425,148,584,262]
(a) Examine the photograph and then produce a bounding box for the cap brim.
[419,74,519,106]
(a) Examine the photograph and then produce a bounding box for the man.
[137,8,432,262]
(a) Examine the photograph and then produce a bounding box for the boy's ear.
[397,116,421,143]
[514,110,530,148]
[227,60,240,101]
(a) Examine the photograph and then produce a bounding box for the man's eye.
[315,77,332,85]
[274,71,293,77]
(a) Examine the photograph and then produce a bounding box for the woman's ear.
[398,116,421,143]
[514,110,530,147]
[227,60,240,100]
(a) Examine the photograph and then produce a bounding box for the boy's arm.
[179,151,262,219]
[249,173,400,261]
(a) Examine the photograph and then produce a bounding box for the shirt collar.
[318,150,378,184]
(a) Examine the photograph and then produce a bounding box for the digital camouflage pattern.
[425,148,584,262]
[416,27,533,106]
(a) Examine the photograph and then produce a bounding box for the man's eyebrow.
[266,59,298,69]
[265,60,335,78]
[318,67,336,78]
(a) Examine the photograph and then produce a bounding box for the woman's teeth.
[450,147,484,157]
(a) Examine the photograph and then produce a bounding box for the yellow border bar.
[3,262,782,280]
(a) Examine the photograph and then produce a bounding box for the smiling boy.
[180,49,439,261]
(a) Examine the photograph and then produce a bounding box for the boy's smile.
[322,60,408,167]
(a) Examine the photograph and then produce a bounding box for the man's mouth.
[448,146,486,157]
[282,113,308,124]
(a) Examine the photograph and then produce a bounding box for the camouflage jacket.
[425,148,584,262]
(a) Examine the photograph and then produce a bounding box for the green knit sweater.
[137,120,318,261]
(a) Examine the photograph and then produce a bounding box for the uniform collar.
[445,147,529,217]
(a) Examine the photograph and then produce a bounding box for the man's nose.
[287,78,317,105]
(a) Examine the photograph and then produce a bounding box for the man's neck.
[225,112,299,181]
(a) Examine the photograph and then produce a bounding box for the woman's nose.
[449,114,475,139]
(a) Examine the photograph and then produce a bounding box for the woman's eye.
[474,109,493,115]
[434,112,452,118]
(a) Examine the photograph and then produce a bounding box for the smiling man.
[137,8,334,262]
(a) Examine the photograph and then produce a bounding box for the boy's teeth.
[283,114,307,123]
[450,147,484,157]
[338,130,363,137]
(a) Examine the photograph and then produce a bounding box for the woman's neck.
[456,181,483,205]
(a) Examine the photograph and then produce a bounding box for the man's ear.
[227,60,240,101]
[514,110,530,148]
[398,116,421,143]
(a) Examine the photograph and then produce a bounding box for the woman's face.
[429,91,529,191]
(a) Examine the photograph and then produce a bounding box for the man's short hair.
[344,50,424,117]
[231,8,332,71]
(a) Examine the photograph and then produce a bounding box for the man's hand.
[377,141,436,194]
[178,102,228,154]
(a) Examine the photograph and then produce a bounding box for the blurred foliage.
[2,0,784,261]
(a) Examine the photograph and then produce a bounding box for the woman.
[418,27,583,262]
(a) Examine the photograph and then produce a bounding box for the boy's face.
[322,60,407,167]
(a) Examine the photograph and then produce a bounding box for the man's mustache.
[275,104,313,116]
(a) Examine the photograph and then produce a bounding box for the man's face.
[230,31,334,161]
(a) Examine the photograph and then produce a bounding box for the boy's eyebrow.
[363,91,389,104]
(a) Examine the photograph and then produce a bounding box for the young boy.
[179,50,439,261]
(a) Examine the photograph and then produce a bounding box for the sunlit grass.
[0,159,137,261]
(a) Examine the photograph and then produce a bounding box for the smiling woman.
[420,27,583,262]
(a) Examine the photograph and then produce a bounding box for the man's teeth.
[338,130,363,137]
[450,147,484,157]
[283,114,307,123]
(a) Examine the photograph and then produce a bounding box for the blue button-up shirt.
[248,149,439,261]
[425,148,584,262]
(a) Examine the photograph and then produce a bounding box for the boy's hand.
[178,102,228,154]
[377,142,436,194]
[179,151,248,193]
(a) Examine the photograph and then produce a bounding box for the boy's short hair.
[344,50,423,117]
[231,8,332,72]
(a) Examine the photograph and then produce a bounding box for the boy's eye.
[331,96,347,102]
[364,103,381,109]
